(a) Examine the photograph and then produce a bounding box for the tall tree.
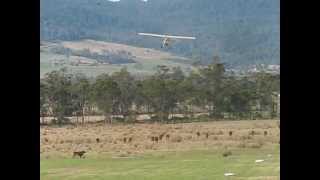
[254,72,280,113]
[222,76,256,119]
[71,73,91,124]
[44,68,74,125]
[92,74,121,124]
[199,58,226,118]
[40,80,49,124]
[179,71,206,117]
[111,68,137,122]
[141,66,184,122]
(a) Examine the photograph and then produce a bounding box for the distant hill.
[40,0,280,68]
[40,40,195,77]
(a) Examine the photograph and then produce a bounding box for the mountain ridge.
[40,0,280,68]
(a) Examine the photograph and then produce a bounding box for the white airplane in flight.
[138,33,196,48]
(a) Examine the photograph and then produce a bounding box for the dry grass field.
[40,120,279,157]
[40,120,280,180]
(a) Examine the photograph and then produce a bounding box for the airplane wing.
[138,33,196,40]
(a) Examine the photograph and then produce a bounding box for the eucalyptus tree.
[91,73,121,124]
[43,68,74,125]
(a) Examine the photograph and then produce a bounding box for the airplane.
[138,33,196,48]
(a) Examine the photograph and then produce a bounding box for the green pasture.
[41,147,279,180]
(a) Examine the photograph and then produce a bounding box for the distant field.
[40,40,195,77]
[40,120,280,180]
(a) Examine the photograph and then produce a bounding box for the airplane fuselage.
[162,38,170,48]
[138,33,195,48]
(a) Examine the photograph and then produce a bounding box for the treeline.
[40,62,279,125]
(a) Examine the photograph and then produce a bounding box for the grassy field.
[40,40,194,78]
[40,120,280,180]
[41,148,279,180]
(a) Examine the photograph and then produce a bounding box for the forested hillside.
[40,0,279,68]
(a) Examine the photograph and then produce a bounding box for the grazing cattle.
[264,131,268,136]
[222,151,232,157]
[123,137,127,143]
[229,131,233,136]
[166,134,170,140]
[154,136,159,143]
[249,130,255,136]
[196,132,201,137]
[205,132,209,139]
[96,138,100,143]
[128,137,132,143]
[159,133,165,140]
[73,151,86,158]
